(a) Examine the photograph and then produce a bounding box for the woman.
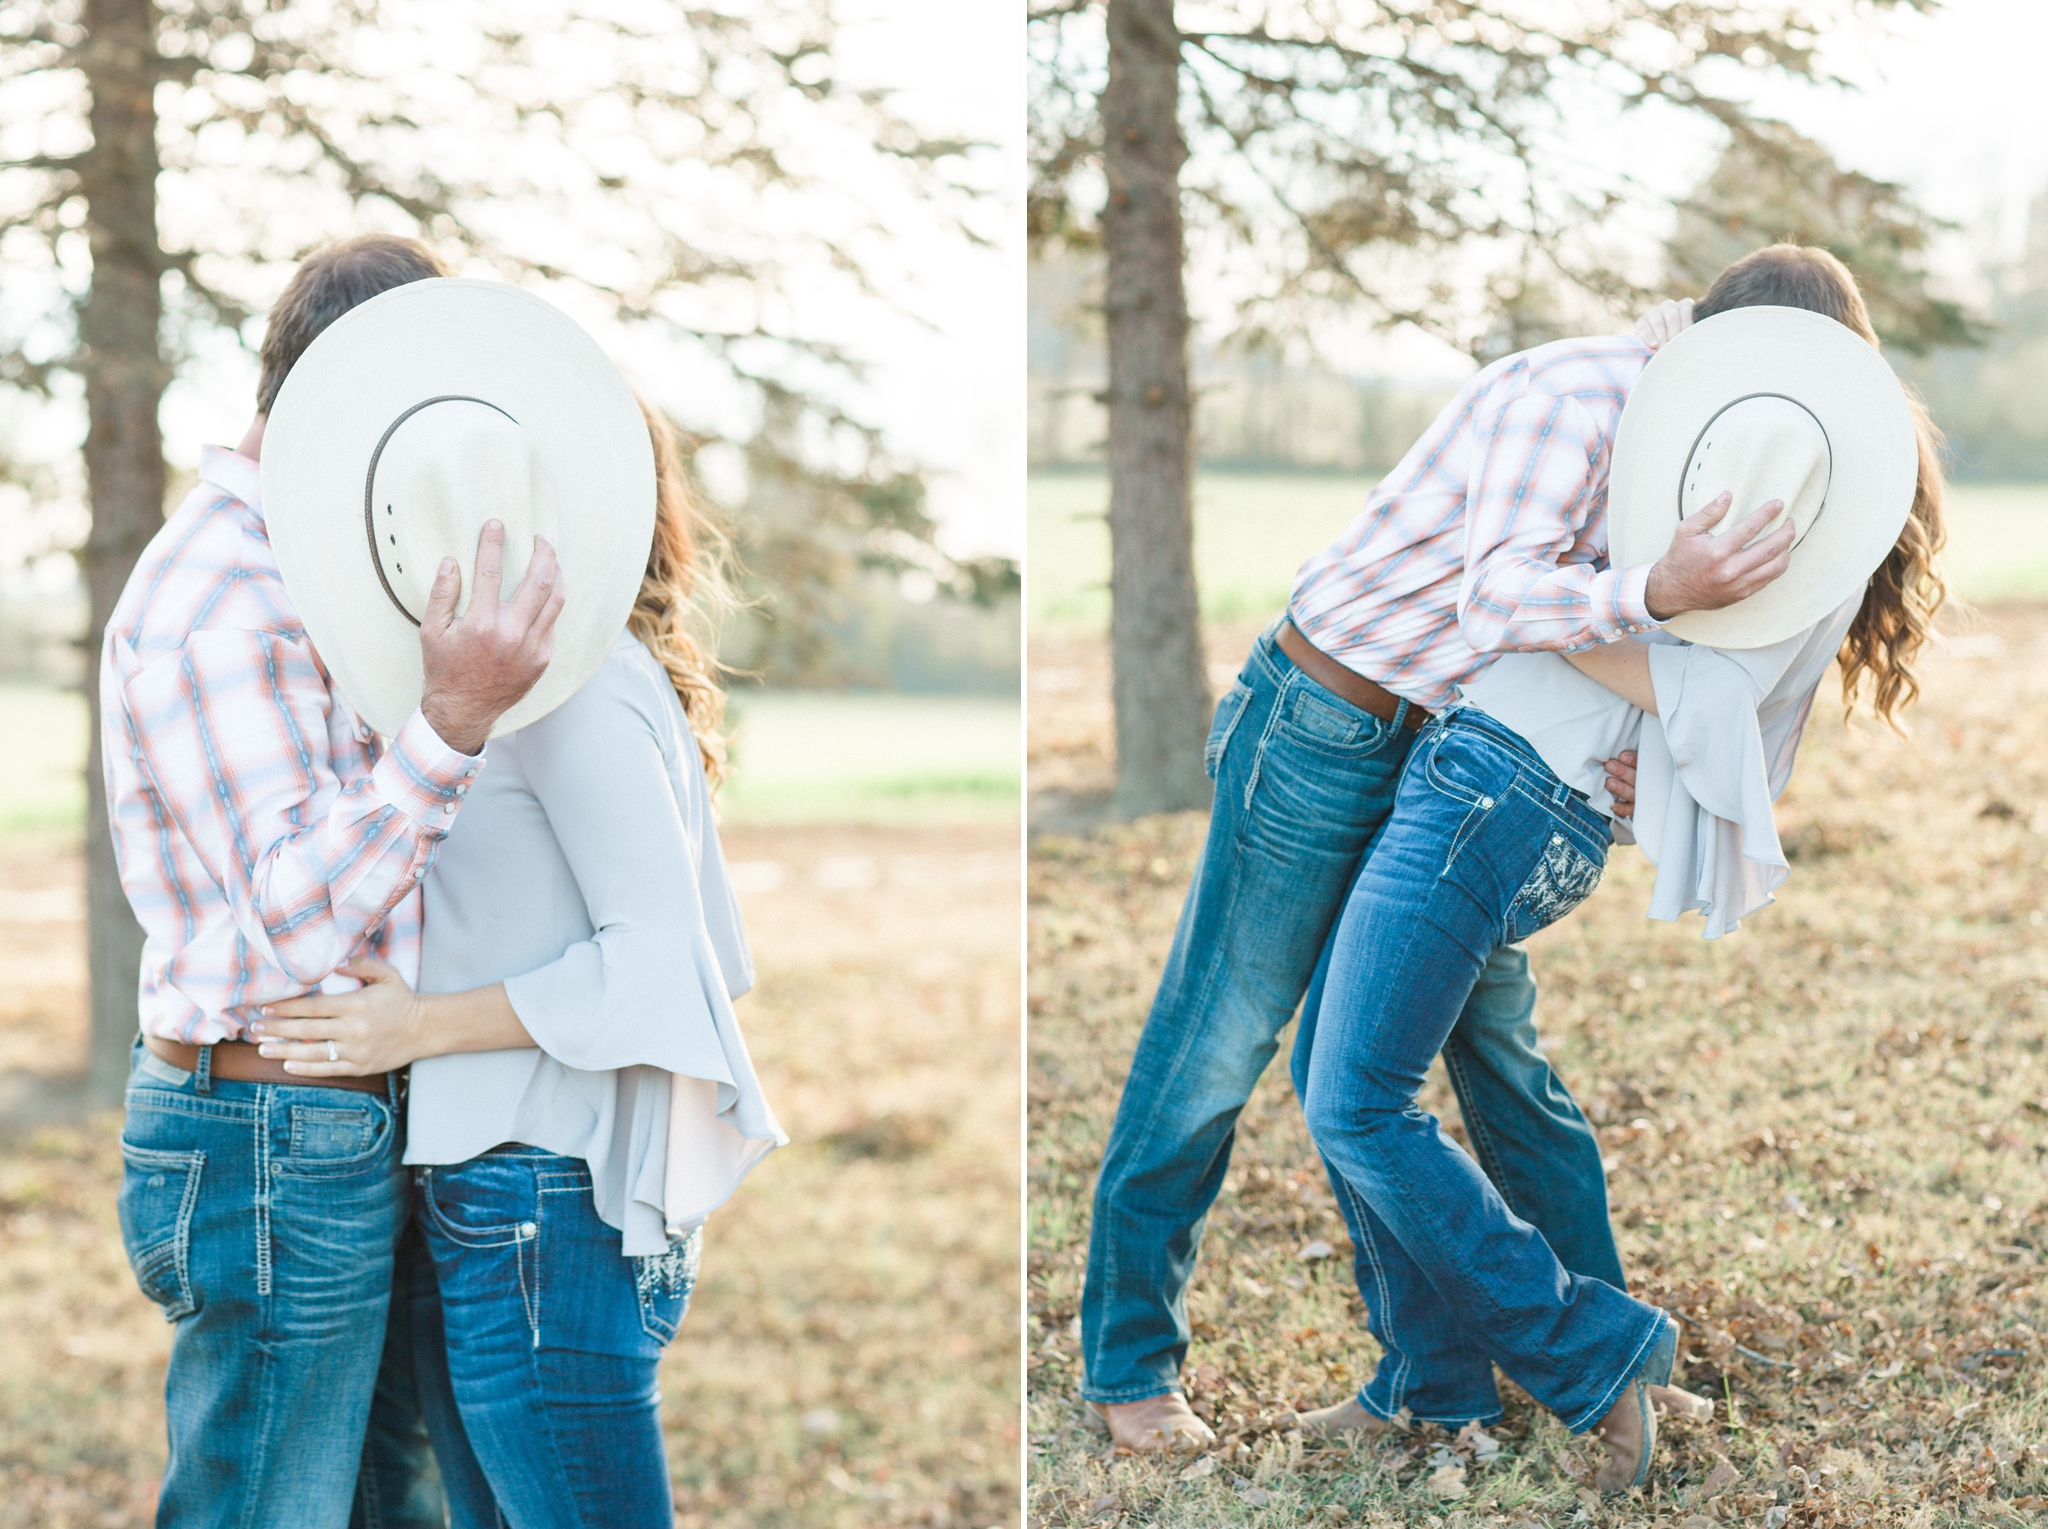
[252,403,784,1526]
[1299,249,1946,1493]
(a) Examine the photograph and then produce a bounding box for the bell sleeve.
[1630,631,1822,939]
[502,662,785,1228]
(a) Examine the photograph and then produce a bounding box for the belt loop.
[194,1043,214,1095]
[1390,697,1410,731]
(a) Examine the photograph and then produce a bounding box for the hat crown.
[1679,393,1831,550]
[367,398,558,619]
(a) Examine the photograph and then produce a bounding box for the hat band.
[362,394,521,628]
[1676,392,1832,553]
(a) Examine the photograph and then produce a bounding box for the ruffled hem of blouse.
[1634,647,1790,941]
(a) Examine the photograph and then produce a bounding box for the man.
[1081,281,1794,1451]
[104,235,564,1526]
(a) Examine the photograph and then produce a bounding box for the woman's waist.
[1430,707,1614,847]
[403,1053,662,1164]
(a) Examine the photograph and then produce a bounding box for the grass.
[0,686,87,834]
[0,818,1022,1529]
[1028,611,2048,1528]
[1027,471,2048,632]
[722,691,1020,825]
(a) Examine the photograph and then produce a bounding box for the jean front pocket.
[1274,680,1394,757]
[634,1226,703,1345]
[1505,831,1607,942]
[118,1143,206,1321]
[270,1092,393,1179]
[418,1160,534,1248]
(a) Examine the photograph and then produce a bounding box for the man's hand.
[1603,750,1638,819]
[1642,493,1794,621]
[251,958,429,1076]
[419,521,566,755]
[1635,298,1694,351]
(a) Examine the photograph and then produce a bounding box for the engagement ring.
[327,1040,338,1063]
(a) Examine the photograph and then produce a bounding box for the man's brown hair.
[256,234,451,415]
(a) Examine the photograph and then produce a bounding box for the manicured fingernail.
[486,519,502,532]
[441,558,456,575]
[258,1045,276,1057]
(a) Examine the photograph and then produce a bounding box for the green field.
[0,686,89,834]
[1028,470,2048,630]
[721,690,1020,824]
[0,685,1020,833]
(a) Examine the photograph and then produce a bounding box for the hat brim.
[1608,305,1916,649]
[262,279,654,738]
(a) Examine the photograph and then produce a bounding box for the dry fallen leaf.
[1238,1485,1274,1506]
[1454,1419,1503,1463]
[1297,1238,1337,1261]
[1702,1455,1740,1496]
[1678,1517,1717,1529]
[1178,1454,1218,1482]
[1425,1462,1468,1500]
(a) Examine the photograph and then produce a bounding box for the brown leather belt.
[144,1034,393,1096]
[1277,620,1432,730]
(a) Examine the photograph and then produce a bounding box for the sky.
[1295,0,2048,384]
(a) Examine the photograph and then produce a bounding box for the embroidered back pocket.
[1506,832,1605,942]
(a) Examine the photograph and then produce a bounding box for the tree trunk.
[76,0,168,1102]
[1101,0,1208,817]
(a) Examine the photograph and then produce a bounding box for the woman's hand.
[1635,298,1694,351]
[1604,750,1638,818]
[250,958,431,1077]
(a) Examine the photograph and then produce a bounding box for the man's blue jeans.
[117,1042,443,1528]
[406,1146,700,1529]
[1080,628,1621,1411]
[1304,708,1672,1430]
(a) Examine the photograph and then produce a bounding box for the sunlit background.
[1030,0,2048,633]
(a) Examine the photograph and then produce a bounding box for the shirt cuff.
[371,709,485,830]
[1614,563,1657,631]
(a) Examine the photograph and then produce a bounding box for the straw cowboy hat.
[1607,304,1917,649]
[262,278,654,738]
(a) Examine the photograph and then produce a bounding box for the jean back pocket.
[634,1226,703,1345]
[118,1144,206,1321]
[1205,680,1254,780]
[1505,831,1606,942]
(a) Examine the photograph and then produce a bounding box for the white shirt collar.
[198,446,263,517]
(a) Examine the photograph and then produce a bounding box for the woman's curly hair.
[627,399,740,787]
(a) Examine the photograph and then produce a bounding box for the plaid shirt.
[1288,335,1660,709]
[102,447,482,1043]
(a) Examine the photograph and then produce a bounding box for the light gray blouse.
[405,633,786,1255]
[1458,592,1861,939]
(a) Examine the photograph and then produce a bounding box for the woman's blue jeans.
[1304,708,1672,1431]
[1080,627,1623,1415]
[405,1146,701,1529]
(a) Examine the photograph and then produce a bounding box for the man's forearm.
[419,983,535,1056]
